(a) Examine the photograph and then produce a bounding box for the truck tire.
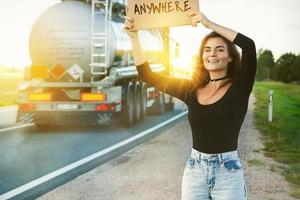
[125,82,134,127]
[157,91,165,115]
[165,95,174,112]
[140,83,147,119]
[134,82,142,123]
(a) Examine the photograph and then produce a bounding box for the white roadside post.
[268,90,273,122]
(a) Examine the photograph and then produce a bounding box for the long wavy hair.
[189,31,241,94]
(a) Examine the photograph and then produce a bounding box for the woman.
[124,11,256,200]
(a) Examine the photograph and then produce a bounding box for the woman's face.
[202,37,232,71]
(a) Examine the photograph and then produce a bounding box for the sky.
[0,0,299,67]
[0,0,60,67]
[171,0,300,62]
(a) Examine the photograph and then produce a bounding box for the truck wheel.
[158,91,165,115]
[140,83,147,119]
[165,95,174,112]
[134,82,141,123]
[125,82,134,126]
[146,90,165,115]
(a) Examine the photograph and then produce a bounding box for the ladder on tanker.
[91,0,113,82]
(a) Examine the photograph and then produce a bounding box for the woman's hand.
[123,7,146,65]
[188,12,212,28]
[124,8,138,39]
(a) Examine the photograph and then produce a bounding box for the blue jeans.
[182,148,247,200]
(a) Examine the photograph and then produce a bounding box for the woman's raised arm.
[124,13,192,101]
[189,12,238,42]
[189,12,257,96]
[124,16,147,66]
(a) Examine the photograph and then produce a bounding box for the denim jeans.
[182,148,247,200]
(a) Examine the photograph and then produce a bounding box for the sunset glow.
[0,0,299,68]
[0,0,59,68]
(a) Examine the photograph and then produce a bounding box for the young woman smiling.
[124,11,256,200]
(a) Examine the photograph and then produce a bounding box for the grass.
[292,188,300,199]
[0,73,23,106]
[253,149,261,153]
[247,159,264,166]
[253,81,300,198]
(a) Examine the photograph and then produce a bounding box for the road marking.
[0,111,188,200]
[0,123,35,133]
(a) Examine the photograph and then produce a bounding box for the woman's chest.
[196,83,232,105]
[185,87,248,124]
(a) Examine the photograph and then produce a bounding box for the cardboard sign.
[127,0,199,30]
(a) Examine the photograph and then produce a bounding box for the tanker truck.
[17,0,175,127]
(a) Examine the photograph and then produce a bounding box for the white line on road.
[0,111,188,200]
[0,123,35,133]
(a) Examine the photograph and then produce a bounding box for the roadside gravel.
[239,94,296,200]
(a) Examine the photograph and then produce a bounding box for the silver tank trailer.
[29,1,164,81]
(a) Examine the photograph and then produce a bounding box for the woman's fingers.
[124,6,134,28]
[124,19,137,33]
[188,12,198,17]
[188,12,201,27]
[191,17,196,26]
[191,15,201,27]
[124,15,135,30]
[124,7,138,37]
[124,21,134,29]
[125,16,133,23]
[189,12,211,28]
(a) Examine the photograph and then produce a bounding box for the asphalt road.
[0,106,186,199]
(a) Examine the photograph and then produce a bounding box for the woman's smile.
[207,58,220,63]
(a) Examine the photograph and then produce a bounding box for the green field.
[0,73,23,106]
[254,81,300,198]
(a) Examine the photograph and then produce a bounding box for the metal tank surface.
[29,0,164,81]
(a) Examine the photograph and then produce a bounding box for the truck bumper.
[17,102,121,125]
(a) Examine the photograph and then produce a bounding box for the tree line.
[256,49,300,83]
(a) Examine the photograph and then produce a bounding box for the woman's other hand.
[124,8,138,38]
[188,12,212,28]
[123,7,146,65]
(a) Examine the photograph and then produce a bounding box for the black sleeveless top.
[136,33,257,153]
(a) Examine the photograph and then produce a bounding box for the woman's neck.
[208,70,230,89]
[208,69,227,80]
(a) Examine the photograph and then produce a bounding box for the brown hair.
[189,31,241,93]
